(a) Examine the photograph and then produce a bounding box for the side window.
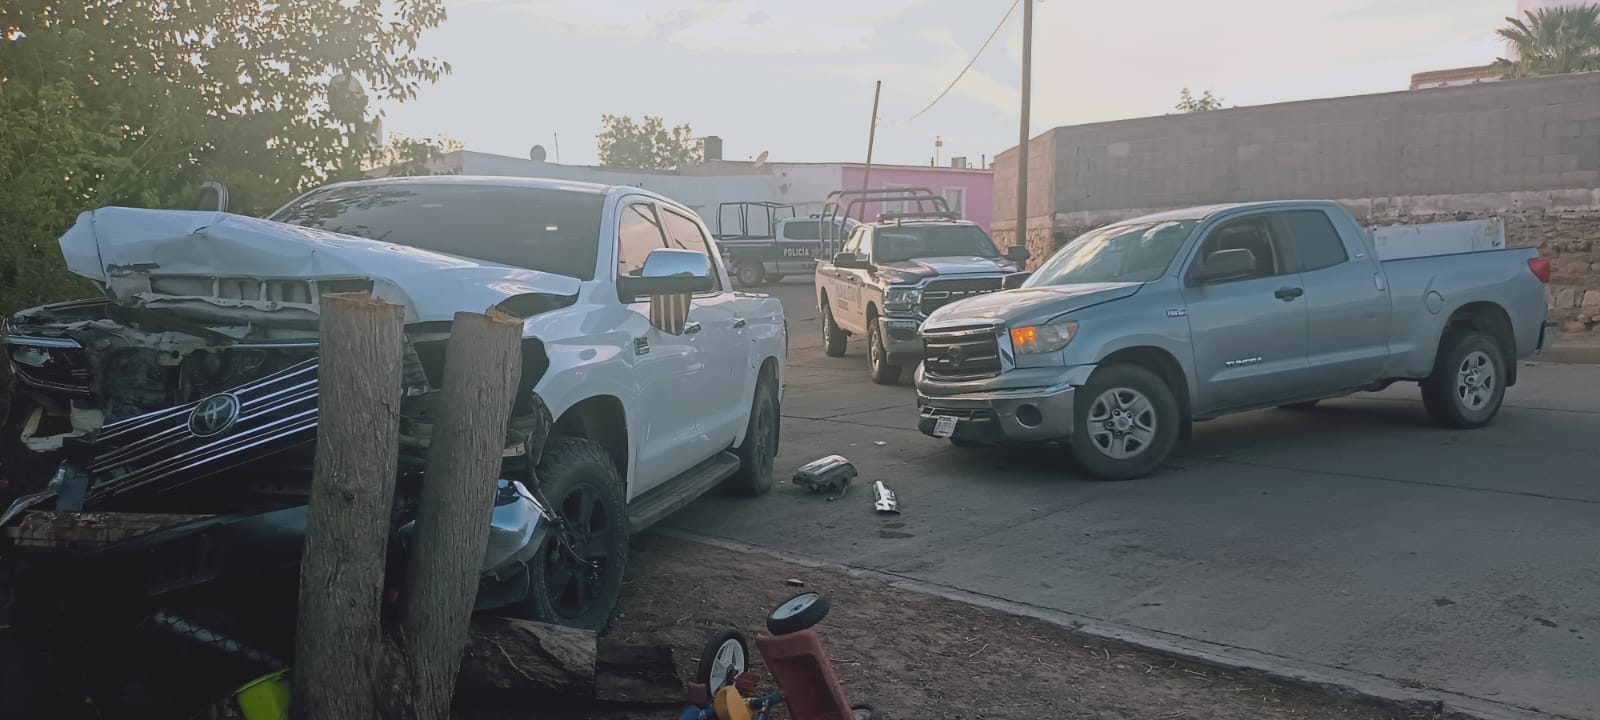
[617,202,666,278]
[857,230,874,261]
[1278,210,1349,272]
[661,208,723,291]
[841,228,864,255]
[781,221,820,241]
[1192,215,1288,283]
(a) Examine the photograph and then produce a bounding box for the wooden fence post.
[292,293,406,720]
[399,308,522,720]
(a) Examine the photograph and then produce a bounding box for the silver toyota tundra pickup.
[915,200,1553,480]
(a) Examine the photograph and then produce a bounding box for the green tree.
[1494,4,1600,78]
[0,0,450,319]
[596,115,703,169]
[1174,88,1224,112]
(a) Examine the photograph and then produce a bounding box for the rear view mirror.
[195,181,229,212]
[1002,272,1032,290]
[1196,248,1256,283]
[619,248,715,299]
[832,252,869,270]
[1004,245,1030,263]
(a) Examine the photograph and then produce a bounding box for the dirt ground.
[473,535,1414,720]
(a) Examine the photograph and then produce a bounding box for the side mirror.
[1004,245,1030,263]
[195,181,229,212]
[832,252,870,270]
[618,248,715,299]
[1195,248,1256,284]
[1001,272,1032,290]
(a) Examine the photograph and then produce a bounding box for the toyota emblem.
[188,393,241,437]
[947,346,965,367]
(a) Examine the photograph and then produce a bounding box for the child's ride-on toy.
[686,591,880,720]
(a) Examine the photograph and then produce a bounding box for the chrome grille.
[922,325,1002,380]
[86,359,320,505]
[919,278,1002,315]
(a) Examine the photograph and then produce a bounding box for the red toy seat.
[754,629,854,720]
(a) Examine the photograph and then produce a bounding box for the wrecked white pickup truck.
[0,176,786,715]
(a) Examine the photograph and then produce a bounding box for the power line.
[908,0,1023,121]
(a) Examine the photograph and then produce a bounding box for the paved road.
[668,280,1600,719]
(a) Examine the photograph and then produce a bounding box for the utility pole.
[863,80,882,193]
[1014,0,1033,253]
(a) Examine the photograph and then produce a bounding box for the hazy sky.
[376,0,1514,168]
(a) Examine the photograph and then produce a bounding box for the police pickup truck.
[813,188,1028,383]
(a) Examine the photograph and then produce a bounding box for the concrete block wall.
[992,72,1600,339]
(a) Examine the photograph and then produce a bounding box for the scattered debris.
[793,455,857,495]
[785,578,806,588]
[873,441,887,446]
[872,481,900,514]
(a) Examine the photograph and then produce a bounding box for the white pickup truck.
[0,175,787,668]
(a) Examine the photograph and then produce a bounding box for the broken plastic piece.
[872,481,900,514]
[793,455,857,494]
[785,578,806,587]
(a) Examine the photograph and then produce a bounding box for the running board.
[628,451,740,532]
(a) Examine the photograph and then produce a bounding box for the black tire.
[766,591,831,635]
[521,438,630,630]
[820,298,848,357]
[1277,400,1320,411]
[725,371,779,497]
[737,263,765,287]
[867,322,901,385]
[1421,329,1507,429]
[851,704,884,720]
[695,629,749,694]
[1068,364,1180,481]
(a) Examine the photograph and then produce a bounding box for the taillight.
[1528,258,1552,284]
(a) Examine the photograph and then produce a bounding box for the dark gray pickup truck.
[915,200,1553,480]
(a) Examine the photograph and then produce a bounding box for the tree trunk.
[292,292,406,720]
[453,618,683,707]
[456,616,597,701]
[398,309,523,720]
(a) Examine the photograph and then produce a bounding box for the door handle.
[733,318,747,329]
[1275,286,1304,301]
[684,321,703,335]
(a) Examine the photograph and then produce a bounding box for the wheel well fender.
[1441,301,1517,386]
[1097,346,1193,439]
[550,395,628,481]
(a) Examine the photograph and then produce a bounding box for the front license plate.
[932,415,958,438]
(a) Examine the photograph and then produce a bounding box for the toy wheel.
[767,591,831,635]
[695,629,749,695]
[851,704,883,720]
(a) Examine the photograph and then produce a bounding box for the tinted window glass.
[1026,220,1198,287]
[1279,210,1349,271]
[1192,216,1289,283]
[270,183,605,280]
[781,221,820,240]
[661,209,722,291]
[617,203,666,277]
[872,225,1000,264]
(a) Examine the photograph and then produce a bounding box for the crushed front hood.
[60,207,581,323]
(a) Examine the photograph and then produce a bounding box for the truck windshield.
[269,183,606,280]
[873,225,1001,263]
[1024,220,1198,287]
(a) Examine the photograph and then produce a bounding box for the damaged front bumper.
[914,364,1086,445]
